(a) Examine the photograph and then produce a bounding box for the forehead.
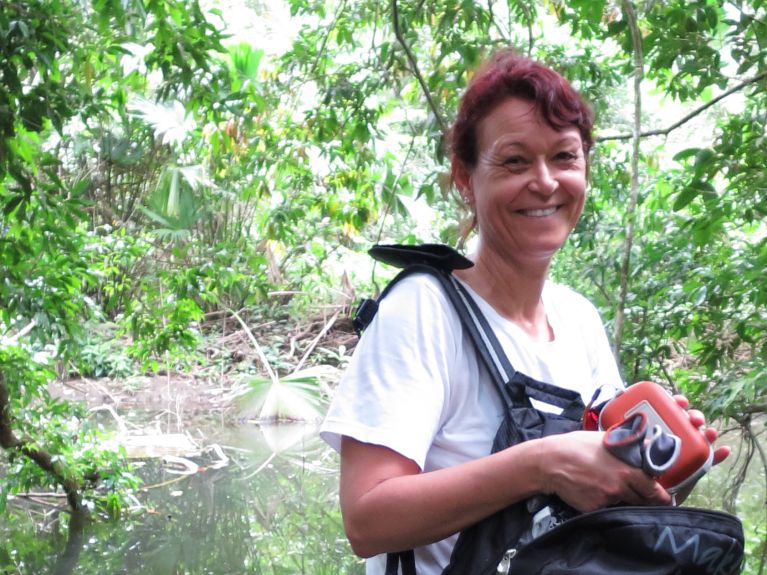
[475,98,583,152]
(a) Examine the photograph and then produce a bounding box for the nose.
[528,160,558,195]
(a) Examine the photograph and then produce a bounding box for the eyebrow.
[493,134,582,152]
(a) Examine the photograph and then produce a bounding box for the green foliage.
[0,0,87,184]
[0,345,140,515]
[1,0,766,569]
[0,0,229,525]
[74,324,134,379]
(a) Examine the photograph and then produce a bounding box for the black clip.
[353,298,379,335]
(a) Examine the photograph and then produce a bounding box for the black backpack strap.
[353,244,471,334]
[385,550,416,575]
[354,244,515,409]
[369,243,474,272]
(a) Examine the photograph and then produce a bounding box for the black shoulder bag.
[354,244,744,575]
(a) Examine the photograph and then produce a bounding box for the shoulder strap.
[354,244,514,409]
[353,244,472,334]
[386,550,416,575]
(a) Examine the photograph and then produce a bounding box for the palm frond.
[227,43,264,91]
[236,374,323,422]
[128,98,196,149]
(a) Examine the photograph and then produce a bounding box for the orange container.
[599,381,713,493]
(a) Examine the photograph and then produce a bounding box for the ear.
[452,160,474,206]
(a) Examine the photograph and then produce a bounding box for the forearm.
[340,437,546,557]
[340,431,671,558]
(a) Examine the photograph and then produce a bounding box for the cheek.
[563,176,587,217]
[482,171,525,199]
[573,195,586,221]
[566,174,588,199]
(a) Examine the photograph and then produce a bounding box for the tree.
[1,0,765,571]
[0,0,228,521]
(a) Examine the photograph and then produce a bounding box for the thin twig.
[140,473,191,491]
[745,419,767,502]
[293,311,340,373]
[228,309,278,384]
[243,452,277,480]
[391,0,448,136]
[518,1,534,56]
[613,0,643,357]
[597,71,767,142]
[374,133,417,244]
[735,418,767,574]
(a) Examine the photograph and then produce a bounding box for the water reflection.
[1,424,764,574]
[0,423,364,575]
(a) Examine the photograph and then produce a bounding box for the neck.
[455,241,553,341]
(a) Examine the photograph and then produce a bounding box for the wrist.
[533,435,560,496]
[512,436,562,498]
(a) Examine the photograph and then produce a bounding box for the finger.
[673,394,689,409]
[687,409,705,428]
[704,426,719,443]
[627,475,671,506]
[630,484,671,506]
[713,446,730,466]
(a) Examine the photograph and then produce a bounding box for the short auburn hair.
[450,49,594,172]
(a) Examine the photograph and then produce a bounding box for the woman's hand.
[673,394,730,465]
[540,430,671,513]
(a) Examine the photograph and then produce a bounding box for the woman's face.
[458,97,587,265]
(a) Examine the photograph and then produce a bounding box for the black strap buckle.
[353,298,379,335]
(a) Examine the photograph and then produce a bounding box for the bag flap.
[369,244,473,272]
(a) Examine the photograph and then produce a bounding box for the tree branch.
[597,71,767,143]
[309,0,348,76]
[612,0,643,357]
[391,0,449,136]
[518,1,534,56]
[0,372,88,521]
[1,320,37,345]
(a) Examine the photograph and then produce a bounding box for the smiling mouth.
[519,206,559,217]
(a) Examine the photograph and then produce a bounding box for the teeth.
[521,207,557,217]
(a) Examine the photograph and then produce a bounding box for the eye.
[555,151,579,162]
[503,156,526,167]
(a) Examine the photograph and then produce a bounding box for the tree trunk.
[613,0,644,358]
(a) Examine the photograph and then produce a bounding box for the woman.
[320,49,728,575]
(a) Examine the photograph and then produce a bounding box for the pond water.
[0,421,764,574]
[0,421,364,575]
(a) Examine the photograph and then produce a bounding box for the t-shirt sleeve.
[320,275,460,470]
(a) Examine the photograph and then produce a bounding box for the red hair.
[450,49,594,171]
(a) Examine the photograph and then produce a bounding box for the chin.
[521,240,570,260]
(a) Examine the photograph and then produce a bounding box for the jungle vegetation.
[0,0,765,572]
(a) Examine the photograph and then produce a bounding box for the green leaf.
[672,148,701,162]
[673,185,700,211]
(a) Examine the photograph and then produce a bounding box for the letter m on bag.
[654,527,701,561]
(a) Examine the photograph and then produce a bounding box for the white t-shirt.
[320,273,623,575]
